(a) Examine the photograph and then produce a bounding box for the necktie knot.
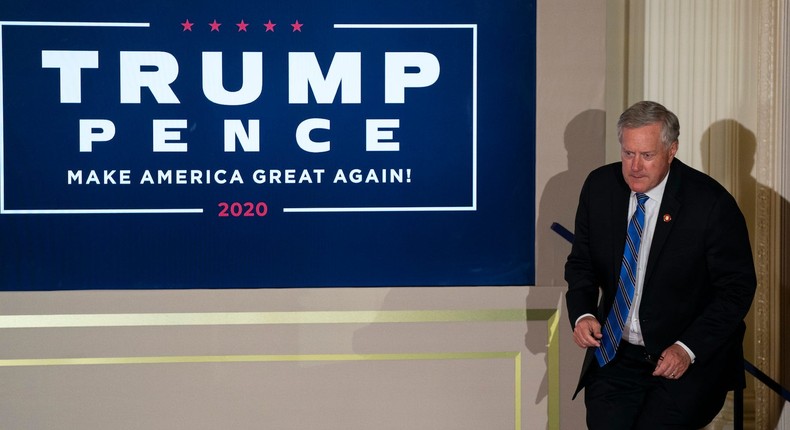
[636,193,648,206]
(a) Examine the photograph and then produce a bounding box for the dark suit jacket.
[565,159,756,401]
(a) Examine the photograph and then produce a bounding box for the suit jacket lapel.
[611,167,632,289]
[644,160,683,286]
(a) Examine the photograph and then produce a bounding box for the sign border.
[0,22,478,215]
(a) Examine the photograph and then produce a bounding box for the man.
[565,101,756,429]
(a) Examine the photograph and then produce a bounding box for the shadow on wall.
[528,109,605,420]
[535,109,606,286]
[700,119,789,429]
[700,119,757,245]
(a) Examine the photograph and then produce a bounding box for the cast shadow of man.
[700,119,789,429]
[528,109,605,410]
[700,119,757,245]
[535,109,606,286]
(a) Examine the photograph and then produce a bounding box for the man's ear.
[668,141,679,161]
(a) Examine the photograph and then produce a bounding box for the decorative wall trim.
[0,308,560,430]
[755,0,784,428]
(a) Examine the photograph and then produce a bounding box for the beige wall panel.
[0,287,586,429]
[535,0,607,286]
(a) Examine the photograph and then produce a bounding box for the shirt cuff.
[674,341,696,363]
[575,313,596,327]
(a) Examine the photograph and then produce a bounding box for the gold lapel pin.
[663,214,672,222]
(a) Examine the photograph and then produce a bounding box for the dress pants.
[584,341,727,430]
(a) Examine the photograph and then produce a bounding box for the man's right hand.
[573,315,603,348]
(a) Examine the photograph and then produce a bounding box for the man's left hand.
[652,344,691,379]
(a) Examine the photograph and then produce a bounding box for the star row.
[181,19,304,32]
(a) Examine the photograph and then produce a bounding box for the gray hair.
[617,101,680,148]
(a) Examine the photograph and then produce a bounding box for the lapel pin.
[663,214,672,222]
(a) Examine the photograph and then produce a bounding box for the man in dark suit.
[565,101,756,429]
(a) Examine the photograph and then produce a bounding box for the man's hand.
[573,316,602,349]
[652,344,691,379]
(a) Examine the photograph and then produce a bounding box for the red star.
[181,19,194,32]
[291,20,303,32]
[209,19,222,32]
[236,19,249,32]
[264,19,276,32]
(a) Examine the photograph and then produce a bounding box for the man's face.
[620,123,678,193]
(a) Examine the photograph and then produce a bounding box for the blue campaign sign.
[0,0,535,290]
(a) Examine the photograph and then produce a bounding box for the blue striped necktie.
[596,192,649,366]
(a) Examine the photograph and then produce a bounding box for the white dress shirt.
[621,175,666,345]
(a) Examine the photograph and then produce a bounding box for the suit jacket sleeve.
[565,176,597,327]
[647,181,756,364]
[564,165,627,328]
